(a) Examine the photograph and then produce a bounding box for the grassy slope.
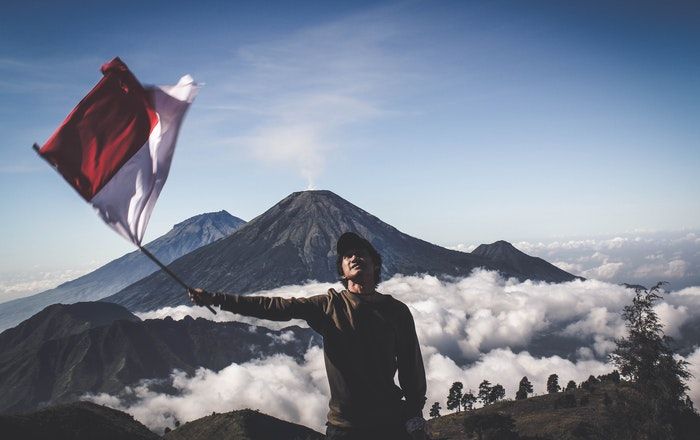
[427,381,638,440]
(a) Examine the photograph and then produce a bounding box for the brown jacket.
[217,288,426,429]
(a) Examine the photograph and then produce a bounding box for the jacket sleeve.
[215,292,329,325]
[397,304,427,419]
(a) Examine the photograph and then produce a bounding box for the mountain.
[0,211,245,331]
[0,302,139,357]
[104,190,577,312]
[472,240,583,283]
[0,401,159,440]
[0,302,318,413]
[163,408,324,440]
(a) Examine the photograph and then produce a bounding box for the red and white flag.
[36,57,198,245]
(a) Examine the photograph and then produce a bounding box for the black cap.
[336,232,378,257]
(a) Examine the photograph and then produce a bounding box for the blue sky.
[1,0,698,278]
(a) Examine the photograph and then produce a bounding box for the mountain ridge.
[104,190,577,312]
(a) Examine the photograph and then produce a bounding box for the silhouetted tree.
[447,381,464,412]
[565,380,577,391]
[598,370,621,383]
[609,282,697,439]
[462,391,477,411]
[516,376,533,400]
[478,380,492,406]
[581,375,598,391]
[490,384,506,403]
[546,374,560,394]
[429,402,441,419]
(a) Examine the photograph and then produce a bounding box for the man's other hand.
[188,288,216,306]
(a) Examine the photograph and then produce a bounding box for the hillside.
[427,381,700,439]
[163,408,324,440]
[0,401,158,440]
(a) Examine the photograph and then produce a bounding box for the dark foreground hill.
[0,211,245,331]
[0,302,318,413]
[104,190,577,312]
[163,408,324,440]
[0,401,158,440]
[427,381,700,439]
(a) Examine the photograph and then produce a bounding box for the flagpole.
[137,245,217,315]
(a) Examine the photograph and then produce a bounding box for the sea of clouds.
[85,270,700,433]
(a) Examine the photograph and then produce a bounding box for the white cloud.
[94,272,700,432]
[583,262,624,280]
[0,267,96,303]
[85,347,330,433]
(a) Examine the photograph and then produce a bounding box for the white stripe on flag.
[90,75,198,245]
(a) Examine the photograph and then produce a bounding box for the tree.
[429,402,441,419]
[581,375,598,391]
[546,374,560,394]
[565,380,577,391]
[610,282,695,438]
[489,384,506,404]
[462,391,477,411]
[447,381,464,412]
[478,380,492,406]
[515,376,533,400]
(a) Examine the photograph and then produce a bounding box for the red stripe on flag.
[38,57,158,201]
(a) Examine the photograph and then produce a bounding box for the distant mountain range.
[0,302,318,413]
[0,211,245,331]
[104,190,578,312]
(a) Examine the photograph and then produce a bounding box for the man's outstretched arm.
[188,288,328,323]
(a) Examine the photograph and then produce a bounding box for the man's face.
[341,247,376,284]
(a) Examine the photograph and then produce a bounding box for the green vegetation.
[516,377,533,400]
[430,402,442,419]
[448,382,465,412]
[546,374,560,394]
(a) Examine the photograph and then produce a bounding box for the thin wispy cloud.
[211,7,409,188]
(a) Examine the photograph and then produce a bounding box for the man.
[188,232,428,440]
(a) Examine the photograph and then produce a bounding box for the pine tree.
[610,282,694,438]
[461,391,477,411]
[489,384,505,403]
[478,380,492,406]
[515,376,533,400]
[546,374,560,394]
[429,402,441,419]
[565,380,577,391]
[447,381,464,412]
